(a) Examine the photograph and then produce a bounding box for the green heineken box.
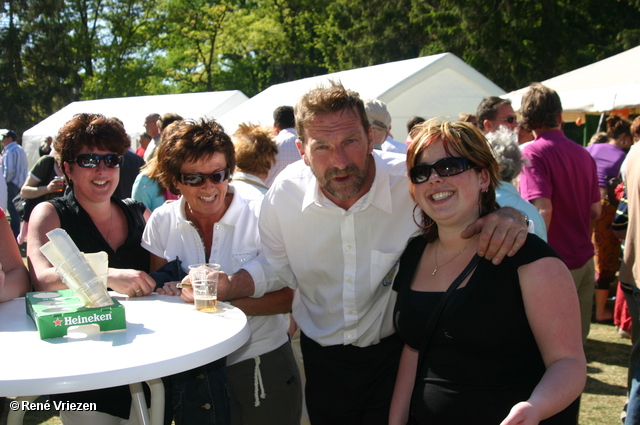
[25,289,126,339]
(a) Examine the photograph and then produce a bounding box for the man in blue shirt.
[1,130,28,238]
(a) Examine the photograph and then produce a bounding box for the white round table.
[0,293,250,425]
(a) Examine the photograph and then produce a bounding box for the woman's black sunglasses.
[180,169,230,187]
[409,157,476,184]
[68,153,124,169]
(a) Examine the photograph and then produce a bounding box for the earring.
[413,204,435,229]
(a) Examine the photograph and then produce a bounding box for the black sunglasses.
[496,115,517,124]
[409,157,476,184]
[68,153,124,169]
[180,169,230,187]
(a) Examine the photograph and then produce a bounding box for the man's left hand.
[461,207,528,265]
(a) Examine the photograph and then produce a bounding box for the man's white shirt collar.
[301,151,393,215]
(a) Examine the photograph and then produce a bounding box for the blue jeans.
[6,182,20,238]
[625,285,640,424]
[162,357,230,425]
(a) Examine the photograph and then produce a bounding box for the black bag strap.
[415,253,481,385]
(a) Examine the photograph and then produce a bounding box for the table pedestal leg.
[7,396,38,425]
[130,379,164,425]
[147,378,165,425]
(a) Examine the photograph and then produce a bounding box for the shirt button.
[347,333,353,339]
[348,310,354,315]
[346,245,352,250]
[347,279,352,284]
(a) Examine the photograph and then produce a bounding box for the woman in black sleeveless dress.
[389,121,585,425]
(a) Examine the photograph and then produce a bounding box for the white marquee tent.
[22,90,248,168]
[504,45,640,120]
[216,53,505,142]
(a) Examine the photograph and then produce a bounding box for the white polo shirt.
[142,189,287,365]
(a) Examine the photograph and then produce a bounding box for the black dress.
[48,191,150,419]
[393,234,579,424]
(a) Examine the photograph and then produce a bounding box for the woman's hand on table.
[178,274,194,303]
[157,282,182,296]
[175,270,238,304]
[107,269,156,298]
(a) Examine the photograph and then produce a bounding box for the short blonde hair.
[232,123,278,176]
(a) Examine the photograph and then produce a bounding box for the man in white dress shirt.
[218,82,528,424]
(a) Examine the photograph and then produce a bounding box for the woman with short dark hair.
[27,112,156,424]
[143,117,302,425]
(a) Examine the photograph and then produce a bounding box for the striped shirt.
[1,142,28,187]
[265,128,301,187]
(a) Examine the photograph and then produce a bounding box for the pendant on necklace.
[432,267,438,276]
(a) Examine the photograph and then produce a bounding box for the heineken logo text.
[63,313,112,326]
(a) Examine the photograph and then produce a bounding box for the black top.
[21,155,61,221]
[113,151,145,200]
[48,190,150,418]
[49,191,150,273]
[393,233,578,424]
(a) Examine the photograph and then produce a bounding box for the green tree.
[317,0,425,72]
[316,0,640,92]
[21,0,83,119]
[409,0,640,91]
[78,0,165,98]
[0,0,32,133]
[158,0,233,93]
[217,0,328,96]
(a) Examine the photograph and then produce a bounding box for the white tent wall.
[217,53,505,142]
[504,45,640,115]
[22,90,248,169]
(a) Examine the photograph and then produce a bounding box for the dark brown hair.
[155,118,235,195]
[519,83,563,131]
[53,113,130,185]
[295,80,370,144]
[606,115,632,141]
[476,97,512,131]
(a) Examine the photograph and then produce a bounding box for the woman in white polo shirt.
[141,118,302,425]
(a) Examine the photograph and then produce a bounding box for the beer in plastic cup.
[188,263,220,312]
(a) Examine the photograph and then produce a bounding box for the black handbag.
[12,193,39,221]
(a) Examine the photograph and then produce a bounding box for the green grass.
[582,322,632,425]
[0,323,632,425]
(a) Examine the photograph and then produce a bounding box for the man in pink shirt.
[518,83,601,342]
